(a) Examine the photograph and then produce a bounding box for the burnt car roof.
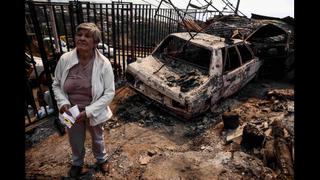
[203,15,293,41]
[169,32,244,50]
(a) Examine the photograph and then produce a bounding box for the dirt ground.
[25,77,294,180]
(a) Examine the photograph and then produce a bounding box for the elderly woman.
[52,22,115,178]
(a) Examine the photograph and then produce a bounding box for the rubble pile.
[112,81,294,178]
[204,15,255,39]
[113,81,294,179]
[26,79,294,179]
[116,94,176,127]
[218,85,294,179]
[165,70,203,92]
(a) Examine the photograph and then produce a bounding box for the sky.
[133,0,295,18]
[49,0,294,18]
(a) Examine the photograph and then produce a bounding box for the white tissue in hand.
[60,105,80,128]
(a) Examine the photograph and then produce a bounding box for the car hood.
[127,55,210,102]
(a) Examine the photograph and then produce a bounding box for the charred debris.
[154,0,294,80]
[27,1,294,179]
[114,82,294,179]
[125,0,294,119]
[125,0,294,179]
[127,0,294,116]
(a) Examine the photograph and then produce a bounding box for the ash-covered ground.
[26,77,294,180]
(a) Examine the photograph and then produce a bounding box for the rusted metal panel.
[182,18,203,32]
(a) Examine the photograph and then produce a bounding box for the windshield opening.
[153,36,212,71]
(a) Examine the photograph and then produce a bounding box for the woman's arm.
[52,57,71,111]
[85,61,115,118]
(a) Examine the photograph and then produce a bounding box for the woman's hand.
[59,104,72,116]
[76,111,87,122]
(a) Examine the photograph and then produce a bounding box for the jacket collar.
[67,48,101,69]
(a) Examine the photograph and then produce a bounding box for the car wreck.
[203,14,294,78]
[126,32,262,119]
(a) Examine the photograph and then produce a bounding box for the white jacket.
[52,48,115,126]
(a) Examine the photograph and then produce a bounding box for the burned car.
[204,14,294,79]
[126,32,262,119]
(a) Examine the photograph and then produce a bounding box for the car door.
[222,45,244,98]
[237,43,261,87]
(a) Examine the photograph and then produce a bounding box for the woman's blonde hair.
[76,22,101,44]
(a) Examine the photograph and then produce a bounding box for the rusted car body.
[126,32,262,119]
[203,15,294,78]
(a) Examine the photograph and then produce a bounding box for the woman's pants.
[67,119,107,166]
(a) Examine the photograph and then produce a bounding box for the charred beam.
[272,121,294,179]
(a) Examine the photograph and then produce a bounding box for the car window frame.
[222,44,242,74]
[235,43,255,65]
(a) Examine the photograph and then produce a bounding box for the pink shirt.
[63,59,94,111]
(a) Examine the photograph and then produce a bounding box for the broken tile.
[226,125,244,142]
[139,155,151,165]
[147,150,157,157]
[264,129,272,137]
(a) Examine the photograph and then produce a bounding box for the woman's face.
[75,29,96,53]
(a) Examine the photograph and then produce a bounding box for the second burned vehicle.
[126,32,262,119]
